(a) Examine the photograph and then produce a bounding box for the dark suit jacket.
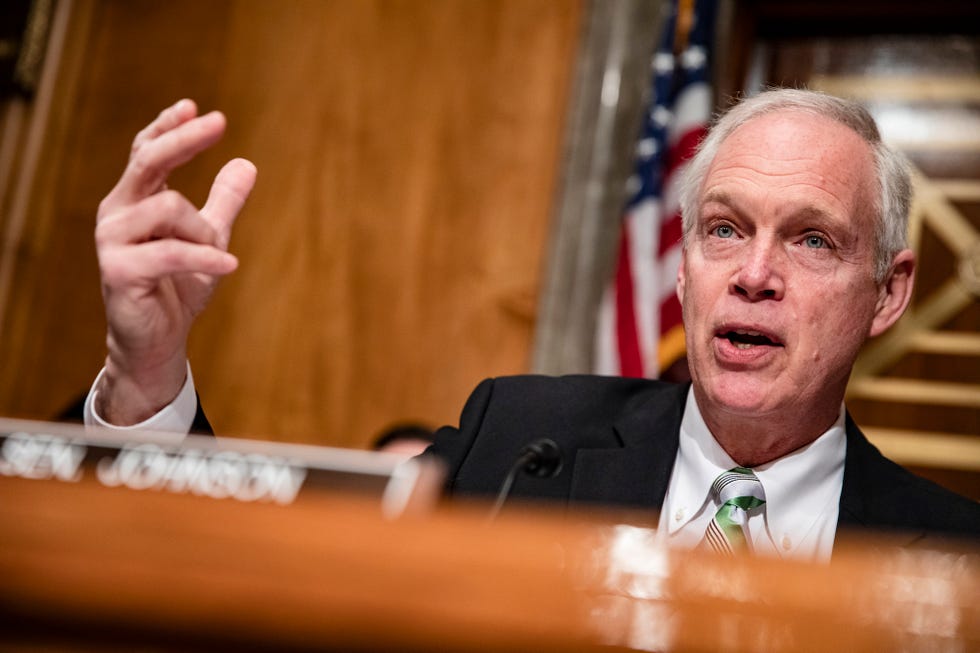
[427,375,980,551]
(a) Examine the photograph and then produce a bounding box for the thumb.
[201,158,257,247]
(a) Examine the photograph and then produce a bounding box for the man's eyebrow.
[702,191,841,225]
[700,190,746,217]
[701,190,734,207]
[787,204,831,221]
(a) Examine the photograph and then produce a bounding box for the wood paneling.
[0,0,584,446]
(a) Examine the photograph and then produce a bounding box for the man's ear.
[677,249,687,304]
[869,249,915,338]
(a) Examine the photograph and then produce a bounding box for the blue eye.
[714,225,735,239]
[804,234,827,248]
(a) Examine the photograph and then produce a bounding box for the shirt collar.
[668,389,739,534]
[669,389,846,546]
[754,406,846,551]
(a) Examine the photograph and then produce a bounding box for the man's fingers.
[131,99,198,158]
[106,110,228,210]
[201,158,257,242]
[96,191,221,248]
[100,240,238,289]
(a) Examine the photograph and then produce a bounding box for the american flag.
[594,0,717,378]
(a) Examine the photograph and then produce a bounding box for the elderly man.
[86,89,979,560]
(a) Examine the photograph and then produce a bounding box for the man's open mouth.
[719,329,783,350]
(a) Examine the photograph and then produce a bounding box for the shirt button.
[781,535,793,551]
[674,508,685,522]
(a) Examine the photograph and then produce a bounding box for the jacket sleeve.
[423,378,496,496]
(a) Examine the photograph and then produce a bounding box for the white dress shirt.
[83,363,199,433]
[656,388,845,562]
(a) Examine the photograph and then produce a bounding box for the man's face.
[678,110,892,426]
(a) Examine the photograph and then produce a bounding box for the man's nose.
[730,239,785,301]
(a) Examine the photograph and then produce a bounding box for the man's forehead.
[698,109,878,234]
[721,109,868,153]
[701,110,878,207]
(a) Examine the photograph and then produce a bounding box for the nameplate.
[0,418,441,516]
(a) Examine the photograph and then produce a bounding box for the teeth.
[734,329,763,336]
[735,342,753,349]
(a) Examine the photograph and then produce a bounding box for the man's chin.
[697,375,783,418]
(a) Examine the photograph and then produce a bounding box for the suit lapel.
[836,413,925,549]
[568,382,687,509]
[838,413,871,529]
[560,386,933,546]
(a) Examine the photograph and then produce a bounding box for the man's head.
[675,89,915,464]
[680,89,912,283]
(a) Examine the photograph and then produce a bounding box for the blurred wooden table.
[0,428,977,651]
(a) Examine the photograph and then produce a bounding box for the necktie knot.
[711,466,766,505]
[702,467,766,555]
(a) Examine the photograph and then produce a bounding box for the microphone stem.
[486,451,536,522]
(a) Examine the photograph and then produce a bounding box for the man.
[86,90,979,560]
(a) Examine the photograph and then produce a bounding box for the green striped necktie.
[702,467,766,555]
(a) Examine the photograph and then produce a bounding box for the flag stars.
[652,52,674,74]
[651,106,673,128]
[635,137,659,158]
[681,46,707,71]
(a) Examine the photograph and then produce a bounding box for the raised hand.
[94,99,257,425]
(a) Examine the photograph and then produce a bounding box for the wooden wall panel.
[0,0,584,447]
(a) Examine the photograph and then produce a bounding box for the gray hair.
[678,88,912,282]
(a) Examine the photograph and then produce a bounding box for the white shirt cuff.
[83,362,198,435]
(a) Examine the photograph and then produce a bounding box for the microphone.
[487,438,563,521]
[518,439,563,478]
